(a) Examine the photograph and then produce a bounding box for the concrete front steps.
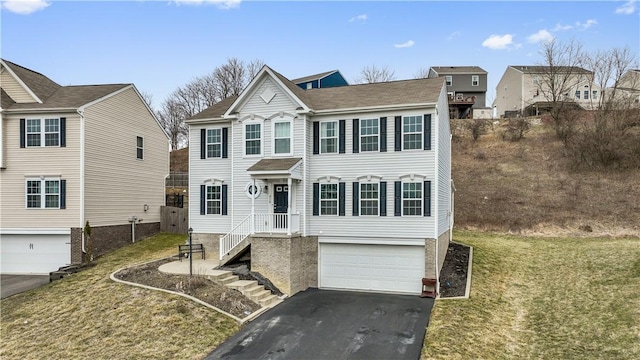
[207,270,282,307]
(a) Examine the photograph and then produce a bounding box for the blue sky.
[1,0,638,108]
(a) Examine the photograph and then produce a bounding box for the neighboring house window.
[320,184,338,216]
[592,90,598,100]
[207,129,222,158]
[206,185,221,215]
[136,136,144,160]
[402,182,422,216]
[26,178,64,209]
[25,118,60,147]
[273,121,291,155]
[403,115,423,150]
[584,90,589,100]
[244,122,262,156]
[575,90,581,99]
[532,75,539,85]
[360,118,379,152]
[306,82,312,89]
[472,75,479,86]
[360,183,379,216]
[445,76,452,86]
[320,121,338,153]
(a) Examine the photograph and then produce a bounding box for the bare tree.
[414,67,430,79]
[140,90,154,108]
[156,97,188,150]
[355,64,396,84]
[582,47,637,110]
[214,57,265,98]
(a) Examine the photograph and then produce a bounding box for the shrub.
[498,118,530,142]
[465,119,487,141]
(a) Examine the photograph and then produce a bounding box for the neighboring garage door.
[320,243,425,294]
[1,234,71,274]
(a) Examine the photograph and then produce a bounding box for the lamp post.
[188,227,193,277]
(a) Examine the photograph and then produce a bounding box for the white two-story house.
[186,66,453,296]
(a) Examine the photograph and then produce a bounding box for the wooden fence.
[160,206,189,234]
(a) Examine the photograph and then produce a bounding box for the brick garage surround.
[251,235,318,296]
[70,227,83,264]
[80,222,160,262]
[424,229,451,279]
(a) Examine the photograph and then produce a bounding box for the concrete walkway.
[158,258,228,277]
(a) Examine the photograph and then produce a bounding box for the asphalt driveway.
[1,274,50,299]
[206,288,434,360]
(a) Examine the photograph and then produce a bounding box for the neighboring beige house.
[0,59,169,274]
[494,65,602,117]
[613,69,640,105]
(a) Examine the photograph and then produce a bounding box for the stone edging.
[109,259,272,324]
[437,241,473,301]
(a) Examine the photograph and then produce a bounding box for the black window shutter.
[352,119,359,153]
[60,117,66,147]
[339,120,346,154]
[200,185,206,215]
[200,129,206,159]
[424,180,431,216]
[20,119,26,148]
[352,182,359,216]
[394,116,402,151]
[222,184,228,215]
[60,180,66,209]
[380,181,387,216]
[424,114,432,150]
[394,181,402,216]
[338,182,346,216]
[312,122,319,155]
[222,128,228,158]
[312,183,320,216]
[380,117,387,152]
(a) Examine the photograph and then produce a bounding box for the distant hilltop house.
[186,65,453,297]
[427,66,489,119]
[291,70,349,89]
[494,65,603,118]
[612,69,640,105]
[0,59,169,274]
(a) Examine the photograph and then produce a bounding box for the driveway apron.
[1,275,50,299]
[206,288,434,360]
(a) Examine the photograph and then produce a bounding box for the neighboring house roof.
[430,66,487,75]
[509,65,592,74]
[1,59,61,102]
[3,84,130,110]
[291,70,340,84]
[188,95,238,120]
[1,89,15,109]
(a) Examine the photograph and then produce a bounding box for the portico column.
[251,178,255,234]
[287,177,292,235]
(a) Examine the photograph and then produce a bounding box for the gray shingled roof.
[291,70,338,84]
[247,157,302,172]
[1,89,16,109]
[2,59,61,101]
[5,84,130,110]
[188,96,238,120]
[430,66,487,75]
[510,65,592,74]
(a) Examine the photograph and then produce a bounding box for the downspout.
[302,114,307,236]
[434,106,440,296]
[77,109,86,254]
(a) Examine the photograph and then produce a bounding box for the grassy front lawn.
[1,233,239,360]
[423,231,640,359]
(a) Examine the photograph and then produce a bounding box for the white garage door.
[320,243,425,294]
[1,234,71,274]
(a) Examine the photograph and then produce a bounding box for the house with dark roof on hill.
[0,59,169,274]
[291,69,349,89]
[427,66,489,119]
[186,65,453,297]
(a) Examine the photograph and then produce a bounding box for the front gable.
[0,64,39,104]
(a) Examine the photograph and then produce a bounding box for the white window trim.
[402,115,423,151]
[359,182,380,216]
[25,177,61,209]
[26,118,60,148]
[402,181,423,216]
[272,119,293,156]
[206,184,222,215]
[320,120,338,154]
[445,76,452,86]
[472,75,479,86]
[206,127,223,158]
[136,135,144,160]
[319,182,339,216]
[359,118,380,153]
[243,120,263,157]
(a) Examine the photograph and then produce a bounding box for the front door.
[273,184,288,228]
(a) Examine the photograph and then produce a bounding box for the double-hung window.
[592,90,598,100]
[136,136,144,160]
[472,75,479,86]
[360,118,379,152]
[403,116,422,150]
[206,185,221,214]
[207,129,222,158]
[445,76,452,86]
[360,183,379,216]
[575,90,581,99]
[244,122,262,156]
[26,178,61,209]
[584,90,589,100]
[402,182,422,216]
[320,121,338,153]
[320,184,338,215]
[273,121,291,155]
[25,118,60,147]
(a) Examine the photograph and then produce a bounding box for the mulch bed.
[438,242,471,298]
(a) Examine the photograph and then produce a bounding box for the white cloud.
[349,14,367,22]
[172,0,241,9]
[615,0,637,14]
[447,31,462,41]
[552,23,573,31]
[1,0,50,15]
[394,40,415,49]
[527,29,554,43]
[576,19,597,30]
[482,34,515,50]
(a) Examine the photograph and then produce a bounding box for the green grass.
[423,231,640,359]
[1,233,239,360]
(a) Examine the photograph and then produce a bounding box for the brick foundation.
[70,228,83,264]
[251,235,318,296]
[425,229,451,279]
[81,222,160,262]
[191,233,222,259]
